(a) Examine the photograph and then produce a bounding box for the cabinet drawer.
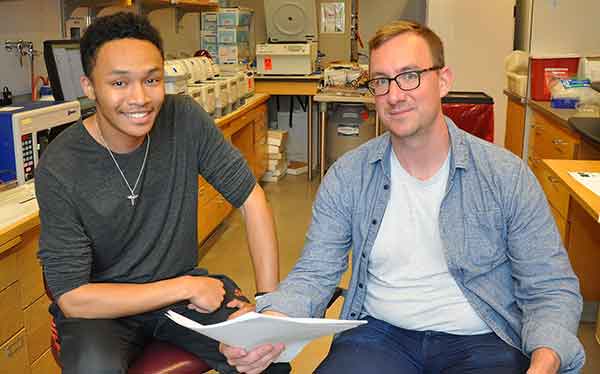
[0,282,24,345]
[24,295,51,363]
[538,165,571,219]
[0,329,28,374]
[30,348,60,374]
[16,227,44,309]
[198,176,218,204]
[0,238,20,292]
[549,205,568,245]
[531,111,579,159]
[198,194,232,244]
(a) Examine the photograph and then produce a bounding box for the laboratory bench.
[541,159,600,345]
[0,93,269,374]
[254,74,321,180]
[503,89,600,304]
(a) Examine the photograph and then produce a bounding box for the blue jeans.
[315,316,529,374]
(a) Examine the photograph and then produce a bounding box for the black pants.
[52,274,291,374]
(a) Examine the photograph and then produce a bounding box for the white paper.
[166,311,366,362]
[569,171,600,198]
[320,3,345,34]
[0,106,24,112]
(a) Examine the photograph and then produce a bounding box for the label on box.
[264,57,272,71]
[544,67,569,99]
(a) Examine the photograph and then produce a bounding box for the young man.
[36,12,288,374]
[222,21,585,374]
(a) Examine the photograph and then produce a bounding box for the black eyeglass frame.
[366,65,444,96]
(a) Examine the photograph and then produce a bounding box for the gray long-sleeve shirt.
[36,94,256,301]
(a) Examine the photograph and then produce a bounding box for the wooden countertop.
[313,92,375,104]
[503,89,526,104]
[214,93,270,127]
[0,93,271,248]
[542,159,600,222]
[528,100,578,127]
[254,74,322,81]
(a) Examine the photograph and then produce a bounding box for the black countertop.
[568,117,600,145]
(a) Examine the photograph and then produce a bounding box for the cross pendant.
[127,194,139,206]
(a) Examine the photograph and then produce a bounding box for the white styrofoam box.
[201,12,218,31]
[581,56,600,82]
[217,8,252,27]
[217,26,250,44]
[218,43,250,64]
[506,72,528,98]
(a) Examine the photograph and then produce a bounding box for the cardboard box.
[267,130,288,147]
[268,158,287,171]
[287,161,308,175]
[268,152,285,160]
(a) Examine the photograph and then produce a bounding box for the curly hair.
[80,12,164,77]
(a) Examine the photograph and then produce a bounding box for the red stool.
[50,317,211,373]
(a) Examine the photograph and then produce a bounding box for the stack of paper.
[166,311,367,362]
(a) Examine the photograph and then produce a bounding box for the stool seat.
[129,341,211,374]
[50,318,211,373]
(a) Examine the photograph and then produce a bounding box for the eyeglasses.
[366,66,443,96]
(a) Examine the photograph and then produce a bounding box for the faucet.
[5,40,35,67]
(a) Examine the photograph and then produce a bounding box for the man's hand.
[184,276,225,313]
[527,347,560,374]
[220,310,288,374]
[227,298,255,320]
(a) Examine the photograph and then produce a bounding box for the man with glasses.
[221,20,584,374]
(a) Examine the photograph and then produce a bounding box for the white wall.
[358,0,425,58]
[97,6,201,60]
[530,0,600,56]
[427,0,516,146]
[0,0,62,96]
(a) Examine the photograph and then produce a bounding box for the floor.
[199,174,600,373]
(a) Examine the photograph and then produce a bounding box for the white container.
[506,72,528,98]
[581,56,600,82]
[164,60,189,95]
[200,80,230,117]
[180,58,206,83]
[188,83,216,115]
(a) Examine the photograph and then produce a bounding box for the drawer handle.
[547,176,561,184]
[3,335,24,358]
[552,139,567,145]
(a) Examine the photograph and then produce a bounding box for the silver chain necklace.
[96,122,150,206]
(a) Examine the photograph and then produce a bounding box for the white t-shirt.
[363,150,491,335]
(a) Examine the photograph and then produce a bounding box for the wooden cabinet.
[529,106,600,300]
[197,95,269,245]
[0,223,59,374]
[504,96,526,157]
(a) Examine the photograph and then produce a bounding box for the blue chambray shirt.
[257,118,584,373]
